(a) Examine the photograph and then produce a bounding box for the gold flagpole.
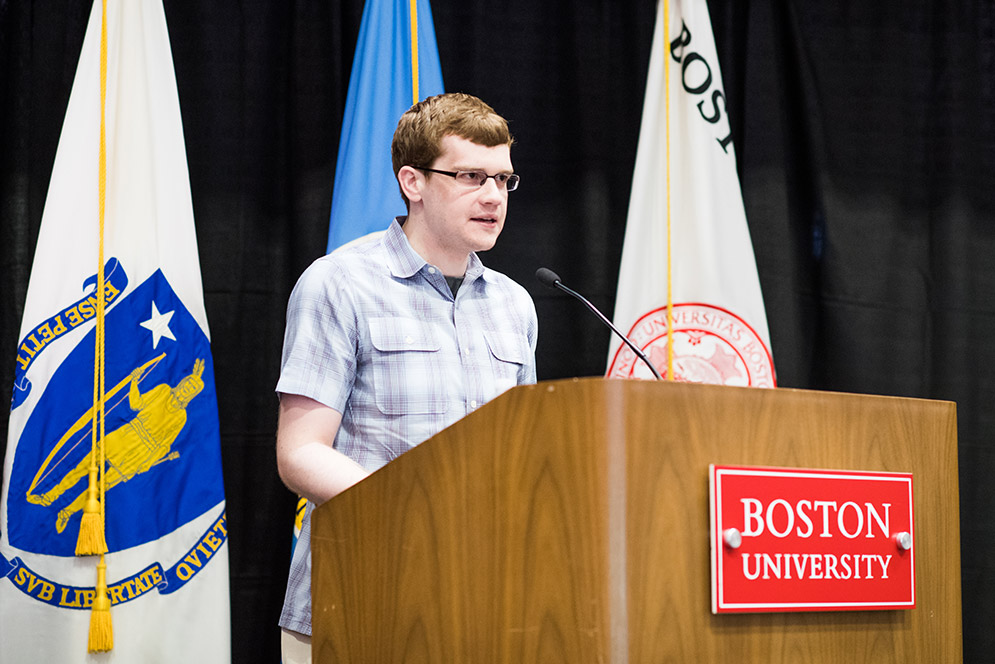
[664,0,674,381]
[410,0,419,104]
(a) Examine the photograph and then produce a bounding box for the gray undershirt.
[445,275,463,296]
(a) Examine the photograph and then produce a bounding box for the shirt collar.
[384,217,486,282]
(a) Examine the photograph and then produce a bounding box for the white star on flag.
[140,301,176,349]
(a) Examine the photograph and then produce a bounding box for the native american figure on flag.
[25,358,205,533]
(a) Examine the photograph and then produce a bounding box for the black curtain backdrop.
[2,1,993,661]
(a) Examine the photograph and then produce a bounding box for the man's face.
[417,134,513,262]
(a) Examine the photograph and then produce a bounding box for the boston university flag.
[607,0,775,387]
[0,0,230,661]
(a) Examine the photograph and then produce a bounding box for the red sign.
[710,465,914,613]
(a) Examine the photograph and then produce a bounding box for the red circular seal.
[607,303,775,387]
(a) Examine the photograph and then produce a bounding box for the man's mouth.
[471,216,498,224]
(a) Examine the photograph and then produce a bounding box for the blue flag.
[326,0,445,252]
[0,1,230,659]
[294,0,446,555]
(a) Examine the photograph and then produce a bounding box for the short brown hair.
[391,93,514,205]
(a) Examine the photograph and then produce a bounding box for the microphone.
[535,268,663,380]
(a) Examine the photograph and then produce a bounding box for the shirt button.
[470,400,478,408]
[427,266,436,274]
[405,336,414,344]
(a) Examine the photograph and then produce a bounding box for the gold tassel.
[88,558,114,652]
[75,469,108,556]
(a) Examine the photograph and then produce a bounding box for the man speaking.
[274,93,537,662]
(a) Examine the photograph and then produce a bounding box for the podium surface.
[312,378,961,662]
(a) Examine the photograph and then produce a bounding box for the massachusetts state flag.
[0,0,230,660]
[325,0,445,252]
[608,0,775,387]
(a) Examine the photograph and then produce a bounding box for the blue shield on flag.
[7,268,224,556]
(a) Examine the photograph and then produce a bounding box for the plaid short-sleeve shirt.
[277,218,538,635]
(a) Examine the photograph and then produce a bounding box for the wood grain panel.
[313,380,618,662]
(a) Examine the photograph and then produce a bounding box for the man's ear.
[397,165,423,203]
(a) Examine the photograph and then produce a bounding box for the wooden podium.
[311,378,962,662]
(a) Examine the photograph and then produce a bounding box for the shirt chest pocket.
[483,330,527,395]
[368,317,449,415]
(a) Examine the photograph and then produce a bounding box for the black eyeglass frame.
[411,166,520,192]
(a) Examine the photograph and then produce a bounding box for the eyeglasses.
[412,166,520,192]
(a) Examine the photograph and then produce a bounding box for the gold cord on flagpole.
[84,0,114,652]
[410,0,419,104]
[664,0,674,381]
[79,0,110,561]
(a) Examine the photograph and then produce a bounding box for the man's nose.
[478,177,504,200]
